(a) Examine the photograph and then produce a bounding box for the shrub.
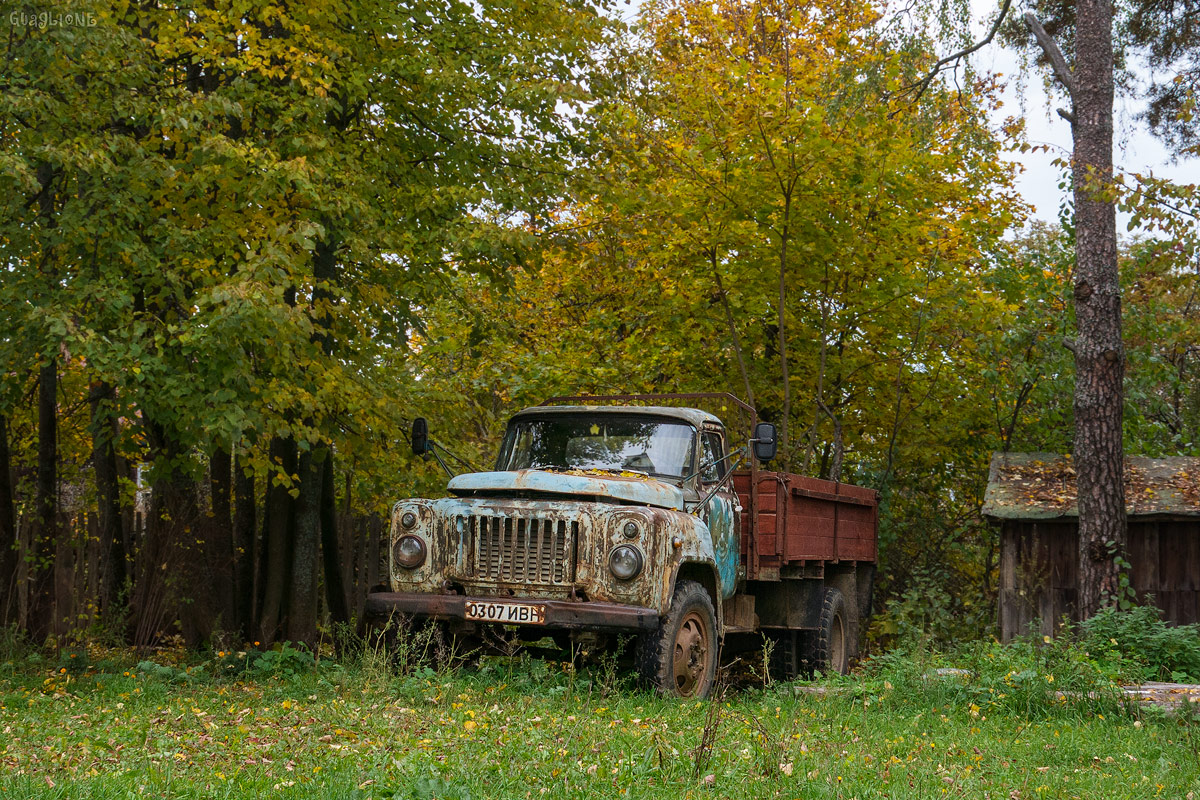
[869,567,995,651]
[1080,606,1200,683]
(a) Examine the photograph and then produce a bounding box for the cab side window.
[700,432,726,484]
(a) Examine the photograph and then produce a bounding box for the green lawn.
[1,646,1197,799]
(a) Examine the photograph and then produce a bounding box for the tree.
[1022,5,1127,617]
[591,0,1020,478]
[0,0,616,648]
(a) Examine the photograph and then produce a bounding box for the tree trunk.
[208,446,237,636]
[286,447,323,646]
[257,435,296,643]
[711,253,754,410]
[320,450,350,627]
[233,449,256,641]
[1072,0,1126,618]
[777,194,792,465]
[27,358,58,643]
[284,228,344,646]
[132,416,202,646]
[89,381,126,622]
[0,415,17,624]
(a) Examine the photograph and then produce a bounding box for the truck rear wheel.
[767,630,800,682]
[804,587,849,675]
[637,580,718,698]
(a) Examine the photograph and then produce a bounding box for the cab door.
[699,427,739,598]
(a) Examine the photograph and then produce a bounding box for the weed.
[0,624,31,662]
[590,635,632,698]
[691,669,727,781]
[1081,605,1200,682]
[248,642,316,678]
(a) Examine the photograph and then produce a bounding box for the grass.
[1,638,1199,799]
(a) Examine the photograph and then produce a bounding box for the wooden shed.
[983,452,1200,641]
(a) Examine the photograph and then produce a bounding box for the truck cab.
[367,402,744,697]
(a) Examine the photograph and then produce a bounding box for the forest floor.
[1,642,1198,800]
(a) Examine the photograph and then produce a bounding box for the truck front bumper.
[364,591,660,632]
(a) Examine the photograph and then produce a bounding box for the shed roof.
[982,452,1200,521]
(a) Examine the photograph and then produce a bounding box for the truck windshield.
[497,415,696,480]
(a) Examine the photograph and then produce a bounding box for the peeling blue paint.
[703,494,738,598]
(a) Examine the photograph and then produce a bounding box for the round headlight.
[609,544,643,581]
[400,511,418,529]
[394,535,427,569]
[622,520,640,539]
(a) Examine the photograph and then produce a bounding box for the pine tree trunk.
[0,415,17,624]
[1072,0,1126,619]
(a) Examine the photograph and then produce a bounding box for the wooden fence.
[7,509,391,644]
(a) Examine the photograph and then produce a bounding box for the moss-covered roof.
[982,452,1200,521]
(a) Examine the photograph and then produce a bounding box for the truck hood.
[447,469,685,511]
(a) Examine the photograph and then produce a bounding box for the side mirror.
[411,417,430,456]
[752,422,777,463]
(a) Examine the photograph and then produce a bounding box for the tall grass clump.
[856,628,1128,720]
[0,625,32,663]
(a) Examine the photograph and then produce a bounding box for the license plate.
[465,601,546,625]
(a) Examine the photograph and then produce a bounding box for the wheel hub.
[673,612,710,695]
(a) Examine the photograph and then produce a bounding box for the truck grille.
[466,515,577,585]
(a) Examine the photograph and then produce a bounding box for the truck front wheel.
[637,580,718,698]
[804,587,849,675]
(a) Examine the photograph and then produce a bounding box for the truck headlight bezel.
[394,534,427,569]
[608,544,644,581]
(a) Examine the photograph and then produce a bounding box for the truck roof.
[512,405,723,429]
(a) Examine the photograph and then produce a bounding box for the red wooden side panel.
[784,488,836,561]
[733,470,878,567]
[733,472,780,567]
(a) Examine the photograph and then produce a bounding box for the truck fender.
[667,561,724,636]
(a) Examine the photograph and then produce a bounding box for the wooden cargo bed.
[733,471,878,574]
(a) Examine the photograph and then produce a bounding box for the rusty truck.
[365,393,877,698]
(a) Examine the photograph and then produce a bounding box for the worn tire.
[804,587,849,675]
[767,630,801,682]
[637,580,718,698]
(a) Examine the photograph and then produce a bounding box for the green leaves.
[0,0,618,509]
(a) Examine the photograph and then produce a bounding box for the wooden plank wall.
[999,518,1200,640]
